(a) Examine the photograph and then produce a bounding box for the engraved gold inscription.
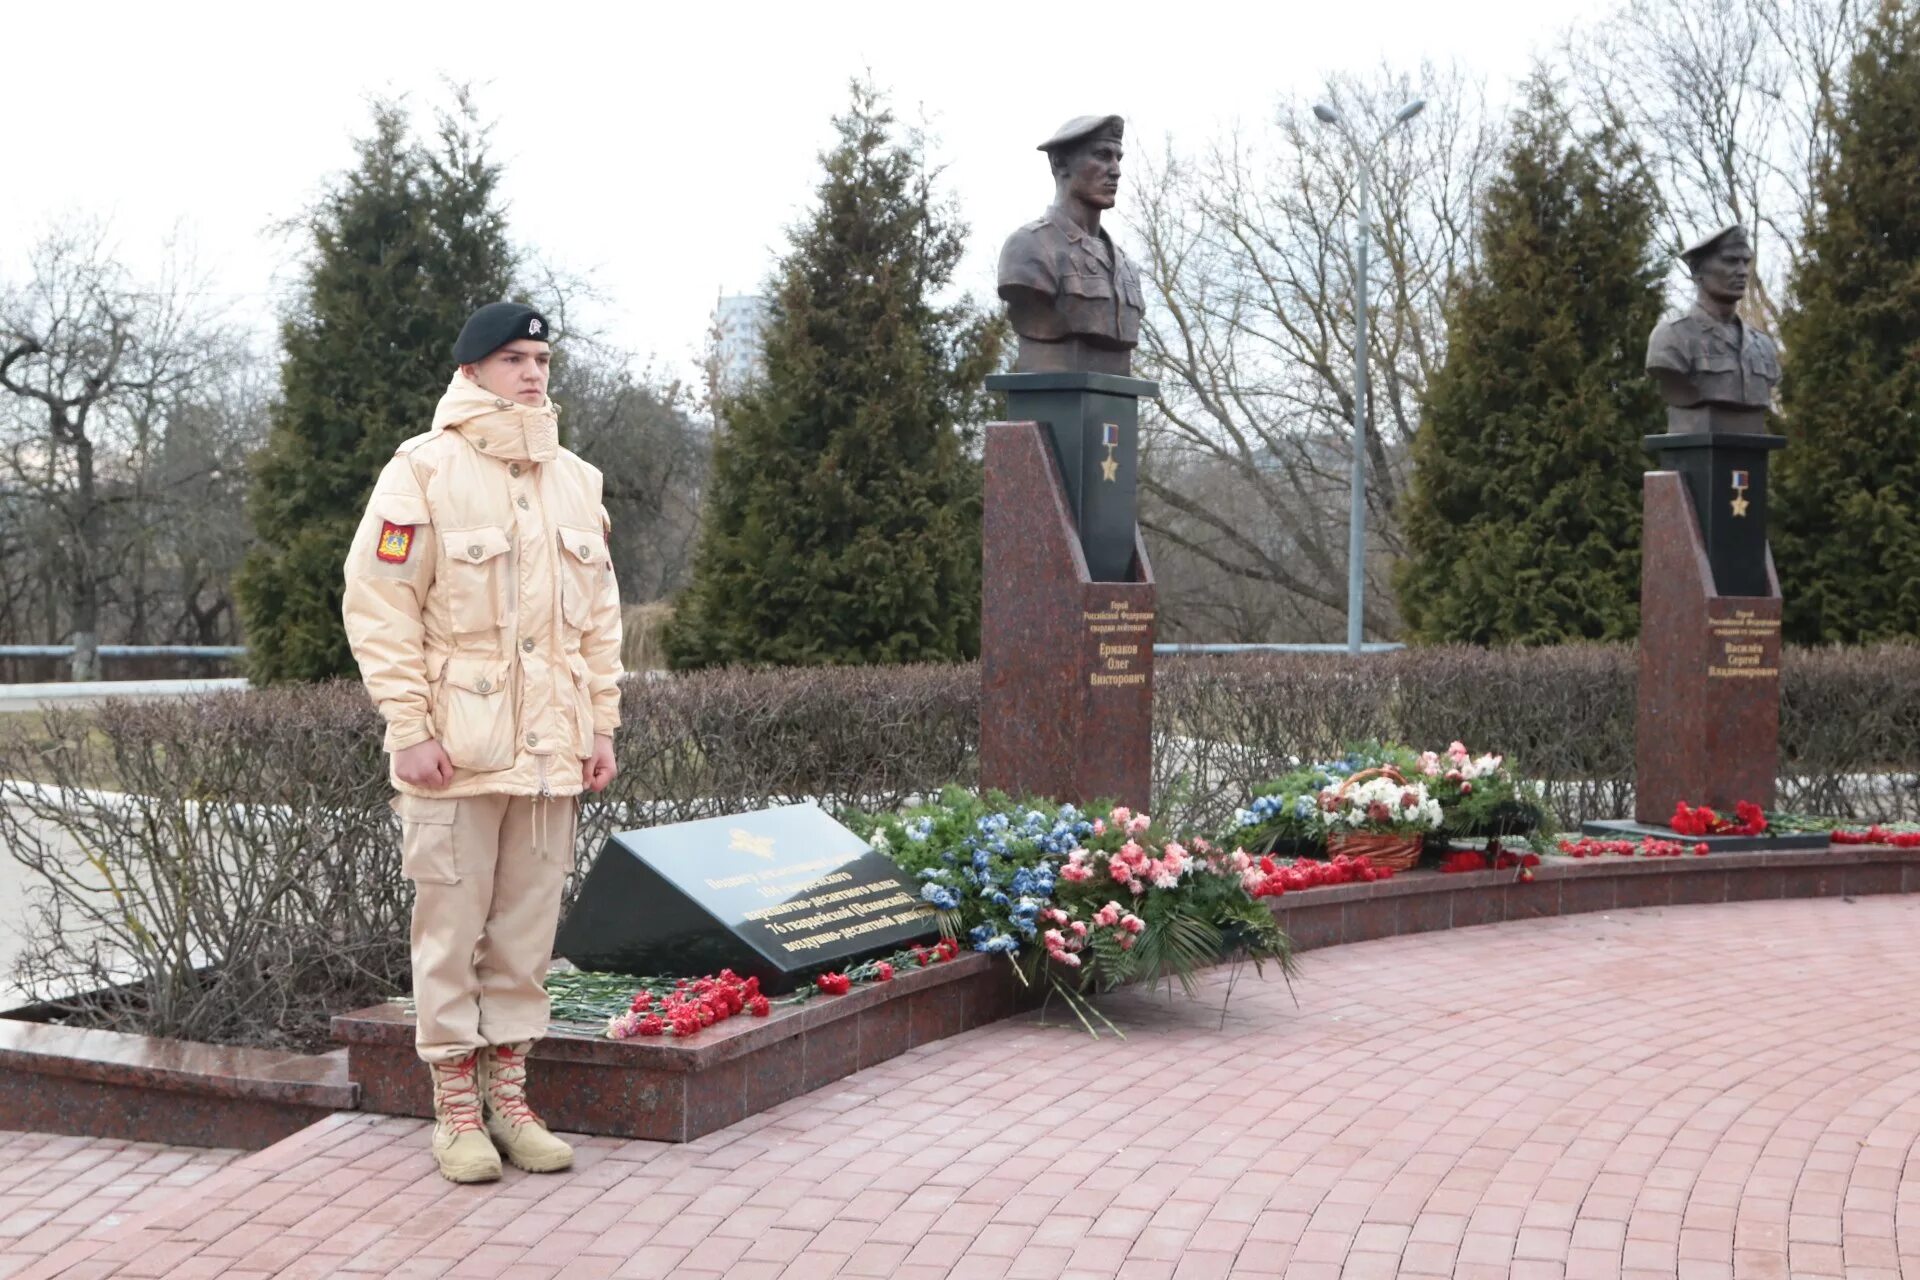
[1707,607,1781,679]
[1081,598,1155,689]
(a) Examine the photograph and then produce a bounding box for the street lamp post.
[1313,97,1426,654]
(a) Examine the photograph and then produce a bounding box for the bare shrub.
[3,644,1912,1050]
[1779,644,1920,820]
[0,682,400,1051]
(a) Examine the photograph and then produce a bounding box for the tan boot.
[428,1053,503,1183]
[481,1042,573,1173]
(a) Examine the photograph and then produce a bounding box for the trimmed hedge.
[1,644,1914,1048]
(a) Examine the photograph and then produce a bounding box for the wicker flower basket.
[1323,766,1428,872]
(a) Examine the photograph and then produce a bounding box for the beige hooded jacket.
[342,372,623,800]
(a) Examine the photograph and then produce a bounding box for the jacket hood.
[431,371,561,463]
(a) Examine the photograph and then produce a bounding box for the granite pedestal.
[980,415,1155,813]
[1588,429,1804,839]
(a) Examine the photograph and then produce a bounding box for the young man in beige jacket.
[342,302,623,1183]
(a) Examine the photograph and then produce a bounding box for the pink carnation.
[1069,921,1088,938]
[1060,863,1092,883]
[1092,818,1106,836]
[1127,814,1152,836]
[1110,807,1132,826]
[1094,902,1121,926]
[1109,860,1133,884]
[1122,914,1145,934]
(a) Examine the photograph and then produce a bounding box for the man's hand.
[394,739,455,789]
[583,734,617,793]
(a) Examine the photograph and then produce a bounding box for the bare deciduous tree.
[0,221,242,675]
[1567,0,1862,327]
[1131,64,1500,641]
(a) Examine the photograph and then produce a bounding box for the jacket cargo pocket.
[433,656,515,772]
[440,526,512,636]
[557,525,605,632]
[394,793,461,885]
[566,652,596,757]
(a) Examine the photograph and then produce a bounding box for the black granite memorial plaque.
[553,804,939,994]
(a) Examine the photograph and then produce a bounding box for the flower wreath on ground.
[855,788,1294,1034]
[1230,740,1556,859]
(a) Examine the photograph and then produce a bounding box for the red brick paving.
[8,896,1920,1278]
[0,1133,241,1278]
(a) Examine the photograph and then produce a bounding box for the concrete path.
[10,895,1920,1279]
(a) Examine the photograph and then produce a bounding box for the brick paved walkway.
[0,1134,241,1278]
[13,895,1920,1280]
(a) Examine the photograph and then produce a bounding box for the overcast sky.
[7,0,1594,385]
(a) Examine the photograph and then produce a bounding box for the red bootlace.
[489,1045,543,1126]
[433,1054,484,1134]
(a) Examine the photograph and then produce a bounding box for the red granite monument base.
[332,952,1038,1143]
[980,420,1154,812]
[1634,470,1783,823]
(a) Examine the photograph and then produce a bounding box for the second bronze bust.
[997,115,1146,375]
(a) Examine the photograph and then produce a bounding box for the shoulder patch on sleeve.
[376,522,415,564]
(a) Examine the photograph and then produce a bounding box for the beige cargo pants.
[395,792,575,1064]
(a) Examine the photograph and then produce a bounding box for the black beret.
[453,302,551,364]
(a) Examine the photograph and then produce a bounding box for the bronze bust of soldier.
[1645,224,1781,433]
[997,115,1146,376]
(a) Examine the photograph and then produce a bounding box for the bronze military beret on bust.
[1679,223,1749,270]
[1036,115,1125,155]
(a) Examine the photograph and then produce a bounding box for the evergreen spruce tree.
[236,95,514,681]
[665,82,1004,669]
[1394,78,1664,643]
[1773,0,1920,643]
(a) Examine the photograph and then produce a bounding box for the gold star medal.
[1100,422,1120,482]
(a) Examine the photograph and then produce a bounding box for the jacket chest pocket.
[557,525,604,633]
[440,527,512,637]
[1060,272,1118,337]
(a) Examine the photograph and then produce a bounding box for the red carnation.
[875,961,894,982]
[748,995,770,1017]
